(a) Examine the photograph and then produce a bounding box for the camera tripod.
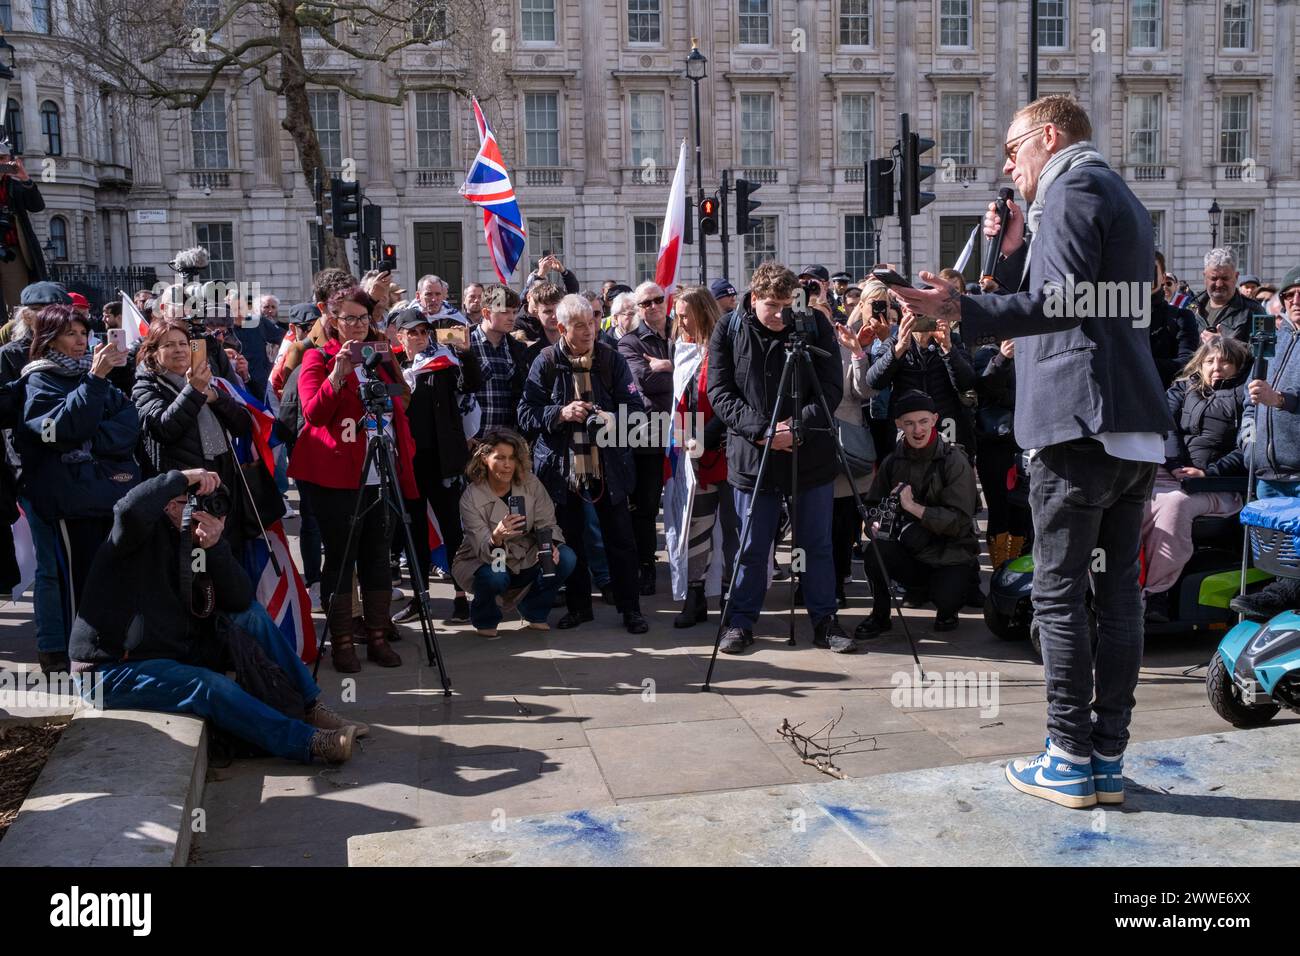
[311,400,452,695]
[702,314,925,691]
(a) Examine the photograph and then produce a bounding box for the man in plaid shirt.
[470,284,532,435]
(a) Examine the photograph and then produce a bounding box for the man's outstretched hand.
[888,274,963,328]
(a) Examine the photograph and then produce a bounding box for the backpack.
[274,347,327,447]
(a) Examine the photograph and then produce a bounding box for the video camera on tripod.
[348,340,403,410]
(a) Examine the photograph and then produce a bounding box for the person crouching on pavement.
[70,469,365,764]
[706,261,853,654]
[857,390,980,639]
[452,428,576,635]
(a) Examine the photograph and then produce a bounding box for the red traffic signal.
[699,195,719,235]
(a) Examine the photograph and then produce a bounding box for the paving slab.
[349,725,1300,866]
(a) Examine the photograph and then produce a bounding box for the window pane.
[940,92,972,165]
[1130,0,1160,48]
[633,217,661,284]
[195,222,235,281]
[529,217,566,272]
[742,216,778,279]
[1038,0,1068,48]
[6,98,23,155]
[0,3,11,31]
[49,217,66,260]
[186,0,220,31]
[738,0,771,45]
[940,0,970,47]
[1222,210,1251,274]
[524,92,560,166]
[32,0,50,32]
[307,91,343,171]
[839,0,871,45]
[840,94,873,166]
[1223,0,1251,49]
[415,91,452,168]
[629,92,666,167]
[41,102,61,156]
[191,91,229,170]
[1127,93,1160,164]
[628,0,661,43]
[844,215,872,279]
[521,0,556,42]
[1219,94,1250,163]
[1148,210,1164,251]
[412,1,449,41]
[740,93,774,167]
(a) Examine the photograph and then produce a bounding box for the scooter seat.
[1192,514,1244,547]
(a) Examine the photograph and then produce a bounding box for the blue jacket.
[1225,318,1300,483]
[957,163,1174,449]
[517,339,644,504]
[16,362,141,521]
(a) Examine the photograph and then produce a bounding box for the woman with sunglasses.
[288,286,416,673]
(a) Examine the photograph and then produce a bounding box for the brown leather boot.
[327,596,361,673]
[1007,535,1027,561]
[362,589,402,667]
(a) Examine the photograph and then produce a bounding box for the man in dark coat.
[891,95,1175,810]
[1192,248,1265,344]
[1150,251,1199,387]
[0,156,50,313]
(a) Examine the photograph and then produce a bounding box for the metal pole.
[720,168,730,282]
[899,114,913,281]
[693,76,707,285]
[1029,0,1039,101]
[313,168,326,275]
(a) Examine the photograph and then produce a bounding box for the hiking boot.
[719,626,754,654]
[813,616,857,653]
[392,598,422,624]
[623,611,650,634]
[854,615,892,640]
[310,726,357,764]
[307,701,369,738]
[557,608,594,630]
[673,583,708,628]
[362,590,402,667]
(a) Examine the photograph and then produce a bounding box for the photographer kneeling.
[452,429,576,635]
[858,390,980,637]
[69,469,365,765]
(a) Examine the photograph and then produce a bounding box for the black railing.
[48,264,159,313]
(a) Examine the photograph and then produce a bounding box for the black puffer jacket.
[706,296,844,494]
[1164,369,1248,474]
[866,333,978,451]
[1149,295,1200,388]
[132,365,251,476]
[973,344,1016,445]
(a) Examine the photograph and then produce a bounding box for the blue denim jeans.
[78,602,322,763]
[274,444,290,495]
[729,480,836,632]
[20,498,66,654]
[582,501,610,588]
[469,546,577,628]
[1029,439,1156,760]
[1256,479,1300,500]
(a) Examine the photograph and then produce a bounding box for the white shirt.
[1096,432,1166,465]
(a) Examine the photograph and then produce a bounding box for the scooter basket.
[1241,497,1300,579]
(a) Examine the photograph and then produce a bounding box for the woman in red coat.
[288,286,418,672]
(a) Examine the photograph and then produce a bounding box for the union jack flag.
[460,97,527,284]
[1170,290,1193,310]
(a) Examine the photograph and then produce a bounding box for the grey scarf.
[163,369,228,460]
[23,351,92,377]
[1022,141,1109,283]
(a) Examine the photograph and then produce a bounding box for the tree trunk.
[277,0,350,272]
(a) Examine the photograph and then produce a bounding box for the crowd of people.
[3,102,1299,777]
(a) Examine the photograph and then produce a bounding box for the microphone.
[981,187,1014,286]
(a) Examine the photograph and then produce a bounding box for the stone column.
[1180,2,1208,182]
[364,61,392,187]
[794,0,821,185]
[250,85,282,189]
[1089,1,1112,160]
[580,0,609,185]
[895,0,919,123]
[1273,0,1296,177]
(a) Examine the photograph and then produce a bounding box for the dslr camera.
[189,485,233,519]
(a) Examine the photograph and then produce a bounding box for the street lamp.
[1208,198,1222,249]
[686,38,707,285]
[0,30,17,150]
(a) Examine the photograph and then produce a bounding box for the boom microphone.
[980,187,1014,286]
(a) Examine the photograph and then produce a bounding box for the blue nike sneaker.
[1005,749,1097,809]
[1091,752,1124,805]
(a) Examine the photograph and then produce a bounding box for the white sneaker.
[282,496,298,519]
[308,582,321,611]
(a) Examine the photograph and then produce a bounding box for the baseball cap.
[798,264,831,283]
[392,306,433,331]
[709,279,737,299]
[288,302,321,327]
[68,292,90,310]
[1240,274,1262,286]
[20,281,72,307]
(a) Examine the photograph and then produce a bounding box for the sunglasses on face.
[1004,125,1047,162]
[638,296,665,308]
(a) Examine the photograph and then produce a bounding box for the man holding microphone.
[890,95,1174,810]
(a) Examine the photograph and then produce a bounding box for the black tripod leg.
[785,352,800,647]
[703,352,799,691]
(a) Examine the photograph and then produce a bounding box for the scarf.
[1023,141,1109,282]
[163,369,228,459]
[24,351,92,377]
[560,338,602,488]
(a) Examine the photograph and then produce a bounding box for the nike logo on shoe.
[1034,768,1086,788]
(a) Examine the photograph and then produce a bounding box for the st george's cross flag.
[460,97,527,284]
[121,291,150,349]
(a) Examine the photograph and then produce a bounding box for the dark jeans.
[406,452,466,589]
[629,452,666,568]
[730,480,836,631]
[557,490,641,614]
[469,546,578,627]
[52,516,112,646]
[863,536,971,618]
[299,482,391,606]
[295,481,322,587]
[832,494,864,588]
[1030,438,1155,760]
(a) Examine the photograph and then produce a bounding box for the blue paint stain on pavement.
[820,804,886,832]
[531,811,626,852]
[1058,830,1112,853]
[1152,757,1186,770]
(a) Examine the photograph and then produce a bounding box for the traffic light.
[699,194,719,235]
[900,132,936,217]
[379,243,397,272]
[330,178,361,238]
[735,178,762,235]
[866,158,894,219]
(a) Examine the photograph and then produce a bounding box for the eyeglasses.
[638,296,665,308]
[335,313,370,325]
[1004,125,1047,163]
[1282,289,1300,302]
